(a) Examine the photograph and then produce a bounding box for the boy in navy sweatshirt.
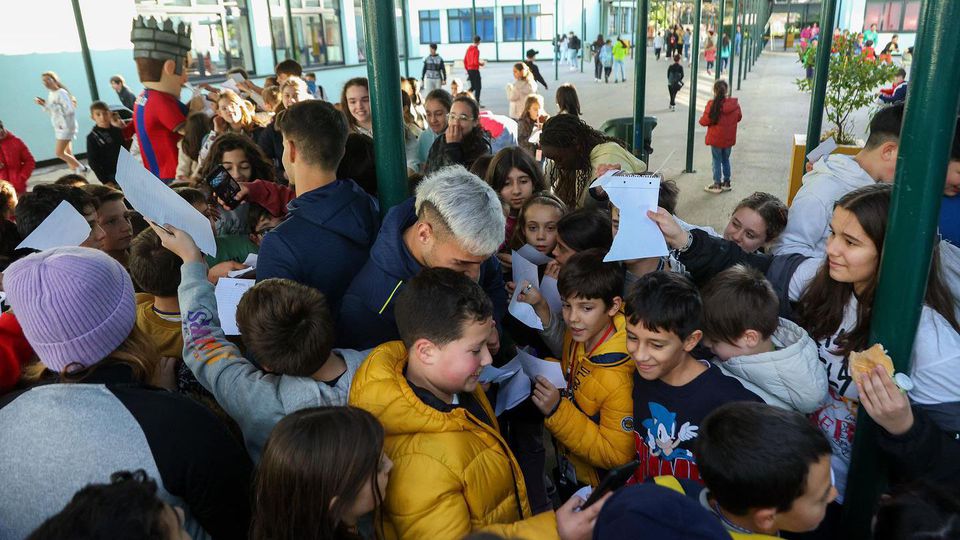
[624,271,760,483]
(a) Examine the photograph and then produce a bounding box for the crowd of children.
[0,15,959,540]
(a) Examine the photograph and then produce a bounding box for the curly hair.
[197,133,276,183]
[539,114,624,207]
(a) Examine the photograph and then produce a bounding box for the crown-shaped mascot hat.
[131,16,192,74]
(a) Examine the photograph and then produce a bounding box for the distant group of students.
[0,19,959,540]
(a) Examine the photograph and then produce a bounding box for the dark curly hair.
[539,114,625,207]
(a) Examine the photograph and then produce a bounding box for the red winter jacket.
[244,180,294,218]
[0,133,36,194]
[0,312,33,395]
[464,45,481,71]
[699,97,742,149]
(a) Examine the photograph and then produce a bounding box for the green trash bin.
[598,116,657,159]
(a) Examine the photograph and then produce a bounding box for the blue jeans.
[614,60,626,80]
[711,146,732,183]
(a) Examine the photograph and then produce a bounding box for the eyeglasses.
[255,226,276,237]
[446,113,473,122]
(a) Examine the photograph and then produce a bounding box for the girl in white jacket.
[506,62,537,120]
[35,71,85,172]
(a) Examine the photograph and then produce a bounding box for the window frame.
[418,9,441,44]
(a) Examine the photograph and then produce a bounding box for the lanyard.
[566,322,616,390]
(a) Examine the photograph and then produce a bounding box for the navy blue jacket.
[257,179,379,314]
[337,197,507,349]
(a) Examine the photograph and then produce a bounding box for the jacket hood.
[285,179,378,246]
[349,341,486,436]
[716,317,827,413]
[806,153,874,191]
[719,97,740,113]
[366,197,422,282]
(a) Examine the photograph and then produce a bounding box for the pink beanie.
[4,247,136,373]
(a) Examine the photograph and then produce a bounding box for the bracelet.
[676,231,693,254]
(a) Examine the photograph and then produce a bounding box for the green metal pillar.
[471,0,477,38]
[286,0,298,62]
[715,0,724,80]
[554,0,559,81]
[728,0,738,91]
[843,1,960,537]
[803,0,837,156]
[521,0,526,61]
[742,0,750,80]
[581,0,586,72]
[633,0,649,160]
[401,0,411,77]
[684,0,703,172]
[362,0,410,213]
[70,0,99,101]
[495,0,501,61]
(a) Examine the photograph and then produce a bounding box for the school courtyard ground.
[28,45,874,231]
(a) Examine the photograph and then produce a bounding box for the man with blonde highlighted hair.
[338,165,507,349]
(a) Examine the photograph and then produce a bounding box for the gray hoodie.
[772,154,876,257]
[179,262,368,462]
[713,318,828,413]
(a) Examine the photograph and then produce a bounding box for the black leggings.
[669,83,682,106]
[467,69,482,104]
[594,59,603,79]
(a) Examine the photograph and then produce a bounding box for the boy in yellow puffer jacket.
[519,249,635,489]
[350,268,564,540]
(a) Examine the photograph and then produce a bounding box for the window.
[135,0,255,79]
[864,0,920,32]
[291,0,345,66]
[447,9,473,43]
[447,8,494,43]
[419,10,441,44]
[502,5,541,42]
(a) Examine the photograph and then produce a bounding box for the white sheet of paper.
[247,91,266,108]
[573,485,594,503]
[806,136,837,164]
[115,148,218,256]
[215,278,255,335]
[508,250,544,330]
[221,78,241,93]
[516,348,567,389]
[528,128,542,144]
[225,253,259,278]
[517,244,553,266]
[16,201,90,251]
[540,275,563,314]
[495,368,532,416]
[228,73,245,85]
[480,355,523,384]
[601,175,669,262]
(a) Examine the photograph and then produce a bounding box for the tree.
[796,33,899,145]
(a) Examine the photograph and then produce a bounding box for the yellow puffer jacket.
[349,341,559,540]
[544,311,635,487]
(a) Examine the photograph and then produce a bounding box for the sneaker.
[670,105,676,111]
[704,184,723,194]
[721,181,732,191]
[76,164,89,174]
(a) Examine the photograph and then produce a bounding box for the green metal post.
[70,0,99,101]
[742,1,749,80]
[715,0,724,80]
[401,0,411,77]
[728,0,738,91]
[842,1,960,537]
[495,0,500,61]
[471,0,477,38]
[554,0,559,81]
[362,0,410,213]
[684,0,703,172]
[581,0,586,72]
[633,0,649,160]
[803,0,837,156]
[286,0,298,62]
[521,0,526,61]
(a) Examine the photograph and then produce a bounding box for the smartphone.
[206,165,242,209]
[581,460,640,509]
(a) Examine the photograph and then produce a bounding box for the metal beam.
[684,0,703,172]
[715,0,725,81]
[521,0,526,61]
[362,0,410,213]
[554,0,559,81]
[843,0,960,536]
[729,0,738,91]
[803,0,837,157]
[286,0,298,62]
[581,0,586,72]
[401,0,411,77]
[633,0,649,160]
[70,0,99,101]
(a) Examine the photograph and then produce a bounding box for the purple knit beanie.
[5,246,136,373]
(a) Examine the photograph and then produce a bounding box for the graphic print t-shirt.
[631,362,761,483]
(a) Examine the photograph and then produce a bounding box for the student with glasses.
[424,95,491,174]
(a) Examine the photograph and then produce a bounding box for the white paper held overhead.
[806,136,838,165]
[16,201,91,251]
[507,250,544,330]
[215,278,255,335]
[114,148,218,256]
[595,173,669,262]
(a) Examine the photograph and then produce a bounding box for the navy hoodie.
[257,179,379,314]
[337,197,507,350]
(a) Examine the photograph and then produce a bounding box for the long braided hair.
[539,114,625,207]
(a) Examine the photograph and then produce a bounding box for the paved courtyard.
[29,44,876,231]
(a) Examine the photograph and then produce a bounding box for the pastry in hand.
[849,344,894,378]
